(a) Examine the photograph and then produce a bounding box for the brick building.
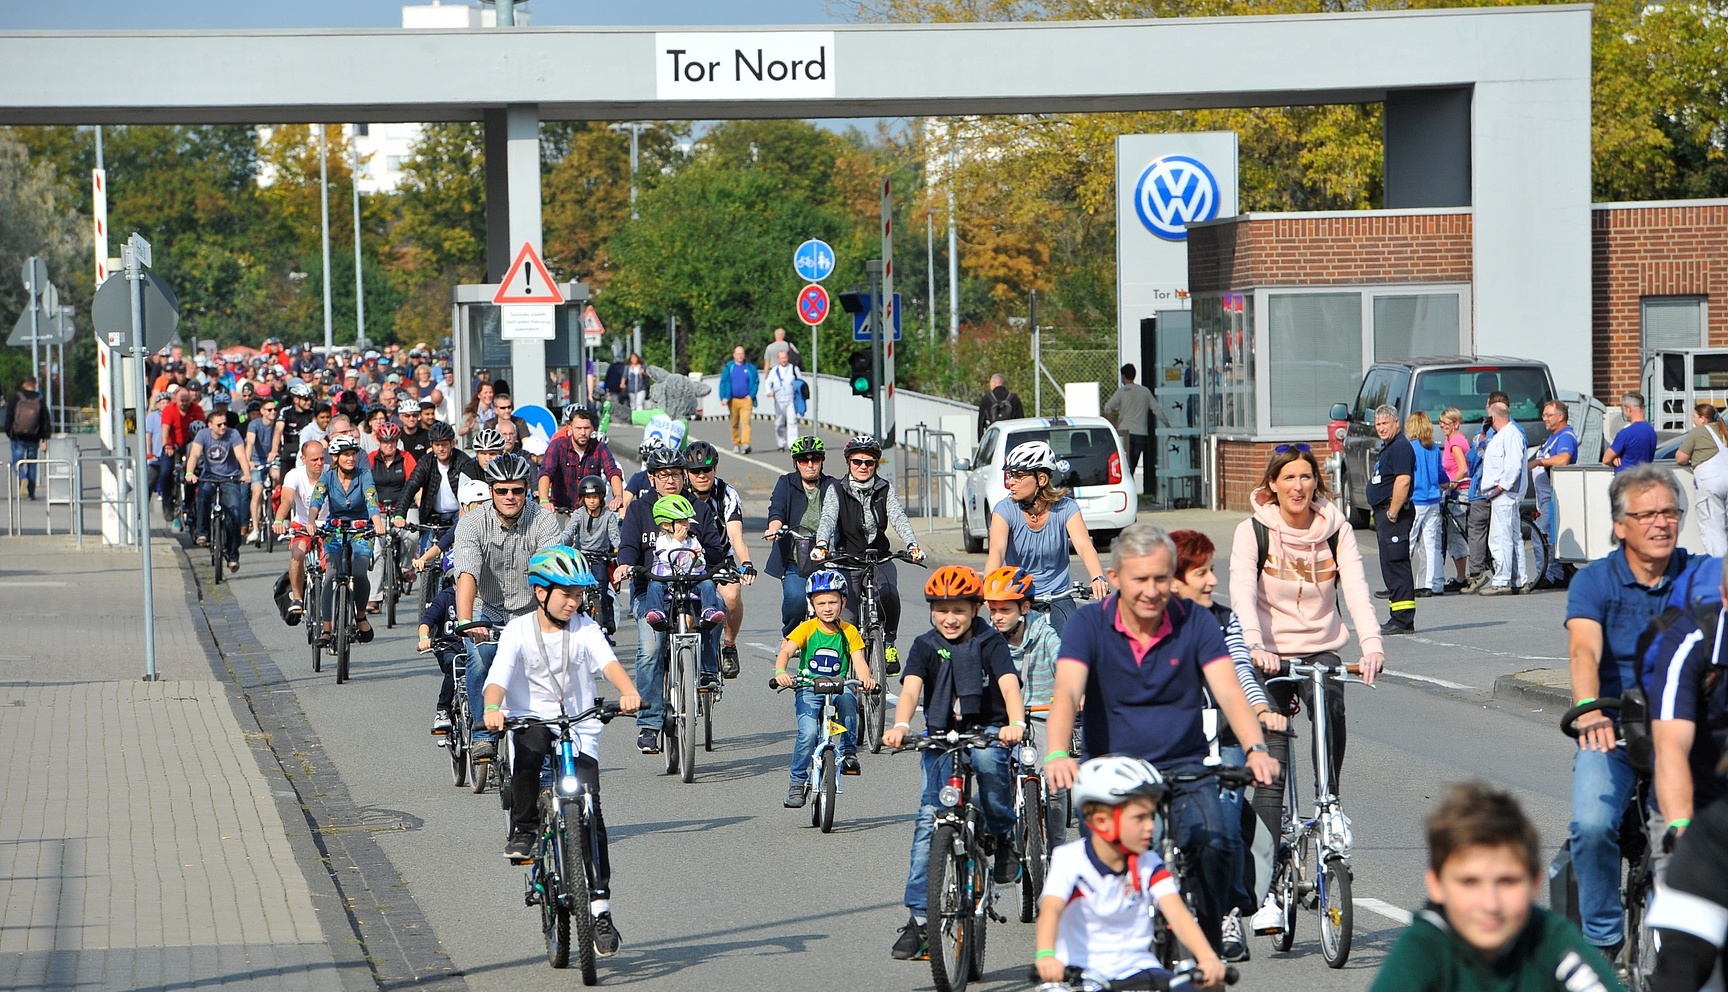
[1184,200,1728,511]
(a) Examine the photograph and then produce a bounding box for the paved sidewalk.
[0,535,345,991]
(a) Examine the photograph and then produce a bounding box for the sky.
[0,1,848,30]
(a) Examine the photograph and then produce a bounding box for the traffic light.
[849,348,875,397]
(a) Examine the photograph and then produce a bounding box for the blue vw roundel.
[1134,155,1221,242]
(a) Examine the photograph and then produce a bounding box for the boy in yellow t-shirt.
[774,568,877,809]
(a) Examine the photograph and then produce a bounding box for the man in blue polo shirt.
[1603,391,1658,473]
[1564,463,1694,962]
[1044,521,1279,956]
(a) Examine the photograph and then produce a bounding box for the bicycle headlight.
[1018,744,1039,767]
[938,784,962,807]
[557,774,582,797]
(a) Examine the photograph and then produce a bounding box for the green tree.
[543,121,688,294]
[0,130,88,396]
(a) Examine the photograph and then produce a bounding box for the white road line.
[747,641,774,651]
[1381,669,1477,691]
[1355,898,1413,925]
[1404,634,1565,664]
[0,580,70,587]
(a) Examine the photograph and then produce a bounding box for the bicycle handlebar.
[501,700,622,730]
[1161,764,1256,789]
[1265,660,1366,682]
[819,549,928,571]
[769,676,864,693]
[1030,963,1240,991]
[1560,697,1621,739]
[898,730,1005,753]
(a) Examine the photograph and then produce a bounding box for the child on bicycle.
[1034,756,1228,989]
[880,564,1027,961]
[1367,781,1616,992]
[416,551,460,736]
[983,565,1069,848]
[639,494,726,633]
[560,474,621,635]
[480,546,641,958]
[773,569,878,808]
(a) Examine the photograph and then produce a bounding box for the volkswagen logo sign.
[1134,154,1220,242]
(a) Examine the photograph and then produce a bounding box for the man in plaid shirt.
[537,407,625,512]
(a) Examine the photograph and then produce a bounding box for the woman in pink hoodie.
[1228,446,1384,930]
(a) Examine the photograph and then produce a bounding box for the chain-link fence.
[1032,326,1119,417]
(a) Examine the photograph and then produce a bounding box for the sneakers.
[1478,583,1516,596]
[471,740,497,764]
[841,753,861,776]
[227,558,240,574]
[286,599,304,624]
[698,608,727,631]
[1221,908,1250,962]
[643,609,670,631]
[719,645,741,679]
[698,672,720,690]
[504,832,534,862]
[991,839,1019,884]
[890,916,926,960]
[1461,572,1491,594]
[884,645,901,677]
[636,729,661,754]
[1372,587,1390,599]
[1250,892,1285,935]
[195,534,209,547]
[785,782,808,808]
[592,911,622,957]
[431,709,452,735]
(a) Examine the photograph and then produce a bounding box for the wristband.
[483,705,500,712]
[1035,949,1056,960]
[774,670,787,676]
[1009,721,1026,728]
[1046,749,1070,761]
[893,721,912,730]
[1669,818,1691,829]
[1575,697,1597,707]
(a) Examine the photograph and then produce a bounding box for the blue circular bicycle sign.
[793,239,836,283]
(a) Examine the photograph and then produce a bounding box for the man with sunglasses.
[765,436,838,635]
[812,435,926,676]
[1564,463,1697,965]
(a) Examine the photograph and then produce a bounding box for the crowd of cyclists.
[124,336,1728,992]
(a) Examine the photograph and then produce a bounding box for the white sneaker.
[1220,909,1249,962]
[1250,893,1285,935]
[1325,809,1355,852]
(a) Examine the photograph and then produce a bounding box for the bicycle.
[302,528,327,674]
[1260,659,1370,969]
[378,510,415,629]
[1031,962,1240,991]
[771,675,863,833]
[504,700,622,984]
[427,631,474,787]
[1438,491,1552,590]
[196,477,231,585]
[317,519,372,685]
[453,619,513,796]
[1150,765,1257,971]
[904,729,1010,992]
[255,470,278,553]
[642,548,735,783]
[1560,694,1657,992]
[1015,707,1056,924]
[820,547,927,755]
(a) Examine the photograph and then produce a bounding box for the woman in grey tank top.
[984,441,1110,633]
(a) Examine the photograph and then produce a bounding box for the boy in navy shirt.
[881,565,1027,962]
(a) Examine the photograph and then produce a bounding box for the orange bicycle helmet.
[982,565,1035,601]
[925,565,985,602]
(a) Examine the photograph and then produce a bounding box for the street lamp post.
[319,124,333,351]
[350,126,366,349]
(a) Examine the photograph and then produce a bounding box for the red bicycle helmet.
[375,422,402,441]
[925,565,985,602]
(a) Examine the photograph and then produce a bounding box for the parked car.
[1329,357,1557,527]
[956,416,1136,554]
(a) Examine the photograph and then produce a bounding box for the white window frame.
[1251,282,1472,438]
[1640,295,1708,355]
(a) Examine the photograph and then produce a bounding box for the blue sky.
[0,1,846,30]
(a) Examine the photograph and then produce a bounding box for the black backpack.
[1253,518,1341,577]
[988,392,1013,424]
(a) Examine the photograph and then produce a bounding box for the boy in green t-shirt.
[774,568,877,809]
[1369,782,1620,992]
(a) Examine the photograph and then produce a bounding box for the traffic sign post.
[881,178,896,451]
[122,233,159,682]
[796,283,830,326]
[793,238,836,282]
[21,256,47,387]
[493,243,563,341]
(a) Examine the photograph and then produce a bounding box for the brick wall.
[1215,439,1329,512]
[1592,202,1728,398]
[1189,211,1473,293]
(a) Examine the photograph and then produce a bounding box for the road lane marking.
[1381,669,1476,691]
[0,580,70,587]
[747,641,773,651]
[1404,634,1565,664]
[1355,898,1413,925]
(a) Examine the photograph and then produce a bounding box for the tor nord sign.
[1135,154,1221,242]
[656,32,835,100]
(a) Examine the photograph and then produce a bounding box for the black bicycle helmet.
[578,475,608,499]
[483,452,533,483]
[644,446,685,472]
[844,434,882,458]
[427,421,456,443]
[684,440,720,471]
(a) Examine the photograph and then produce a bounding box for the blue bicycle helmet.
[806,569,848,597]
[527,545,598,588]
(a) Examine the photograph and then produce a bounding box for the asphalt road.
[207,418,1585,992]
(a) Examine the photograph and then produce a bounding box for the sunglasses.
[492,486,527,497]
[687,466,714,475]
[849,458,877,467]
[1003,469,1035,480]
[795,455,824,464]
[1274,443,1313,454]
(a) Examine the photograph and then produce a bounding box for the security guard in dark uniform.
[1367,403,1417,635]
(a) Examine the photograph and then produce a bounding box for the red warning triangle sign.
[492,243,563,305]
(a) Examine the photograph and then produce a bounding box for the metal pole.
[1032,303,1041,418]
[319,124,333,352]
[350,127,366,349]
[811,322,819,426]
[629,125,640,221]
[125,237,158,681]
[669,313,677,371]
[27,260,41,397]
[927,212,936,344]
[946,187,960,343]
[867,259,884,442]
[495,0,516,26]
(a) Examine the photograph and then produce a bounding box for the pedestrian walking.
[5,375,52,501]
[1405,412,1445,597]
[1531,400,1580,582]
[762,327,800,371]
[1604,391,1658,472]
[976,373,1023,437]
[718,345,759,454]
[1367,405,1417,633]
[1675,401,1728,556]
[624,353,649,414]
[1478,400,1530,595]
[763,350,801,452]
[1462,391,1508,593]
[1102,363,1173,501]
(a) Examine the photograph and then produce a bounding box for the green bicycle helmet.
[789,435,825,458]
[527,545,598,588]
[651,494,697,525]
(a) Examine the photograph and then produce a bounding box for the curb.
[1491,667,1574,719]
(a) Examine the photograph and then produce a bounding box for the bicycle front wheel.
[383,545,399,628]
[334,583,352,684]
[677,640,697,783]
[1626,857,1657,992]
[569,811,598,986]
[542,824,572,969]
[661,649,680,778]
[1271,842,1297,952]
[1018,781,1047,923]
[1317,854,1353,968]
[926,822,974,992]
[816,750,837,833]
[308,584,323,673]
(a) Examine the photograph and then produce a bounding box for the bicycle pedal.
[987,908,1007,924]
[509,854,534,866]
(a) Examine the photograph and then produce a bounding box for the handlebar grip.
[1560,697,1621,739]
[1344,662,1364,675]
[1224,965,1240,985]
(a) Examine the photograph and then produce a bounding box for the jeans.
[789,687,859,783]
[433,646,459,711]
[9,439,39,497]
[1569,746,1638,947]
[1533,485,1565,582]
[1411,501,1445,593]
[904,736,1015,915]
[631,586,720,731]
[195,478,245,555]
[1162,760,1243,951]
[1488,491,1529,587]
[1217,743,1256,911]
[780,571,810,636]
[1044,594,1081,636]
[839,561,902,644]
[466,640,500,742]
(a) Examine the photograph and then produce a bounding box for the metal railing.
[79,452,146,550]
[6,458,77,543]
[899,422,962,532]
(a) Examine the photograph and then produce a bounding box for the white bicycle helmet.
[1072,755,1166,809]
[1004,440,1060,475]
[458,476,491,505]
[472,427,505,453]
[287,382,315,400]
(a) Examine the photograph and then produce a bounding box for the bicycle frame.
[651,548,725,782]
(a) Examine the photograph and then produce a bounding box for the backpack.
[988,391,1014,425]
[1253,518,1341,578]
[9,393,41,438]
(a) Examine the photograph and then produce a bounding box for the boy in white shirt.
[1034,756,1227,989]
[481,545,640,957]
